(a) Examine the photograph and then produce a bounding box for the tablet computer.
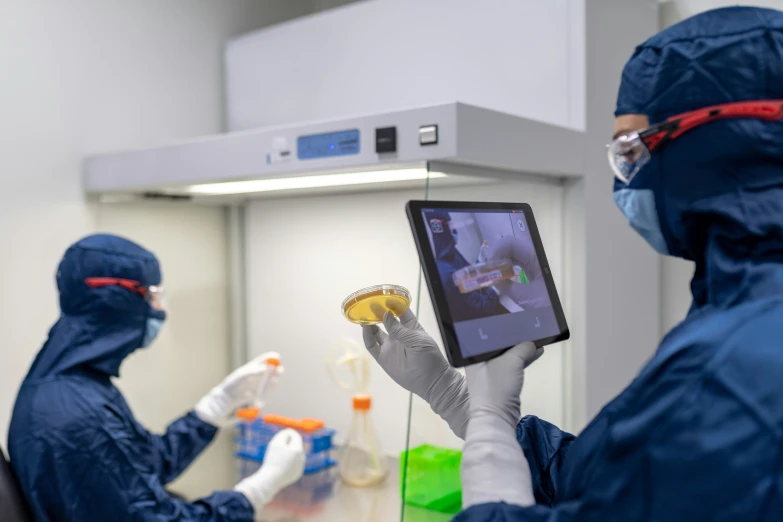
[406,200,569,367]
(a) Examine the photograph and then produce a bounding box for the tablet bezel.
[406,200,570,367]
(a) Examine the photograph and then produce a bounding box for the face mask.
[141,317,165,348]
[613,188,670,255]
[451,229,459,242]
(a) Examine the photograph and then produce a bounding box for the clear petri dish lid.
[342,284,411,325]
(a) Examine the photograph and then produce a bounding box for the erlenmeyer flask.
[338,394,387,487]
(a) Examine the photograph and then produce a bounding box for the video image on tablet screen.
[422,208,559,358]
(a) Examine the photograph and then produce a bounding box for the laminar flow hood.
[83,102,584,203]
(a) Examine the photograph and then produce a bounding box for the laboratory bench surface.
[257,458,455,522]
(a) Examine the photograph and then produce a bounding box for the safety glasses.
[608,100,783,184]
[85,277,166,310]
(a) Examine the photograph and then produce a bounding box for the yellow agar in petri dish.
[342,285,411,325]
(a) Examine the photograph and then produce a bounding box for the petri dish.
[342,285,411,325]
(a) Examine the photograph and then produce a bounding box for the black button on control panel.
[375,127,397,153]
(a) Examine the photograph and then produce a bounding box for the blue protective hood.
[26,234,162,379]
[614,6,783,311]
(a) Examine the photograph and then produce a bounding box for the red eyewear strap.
[639,100,783,153]
[85,277,148,297]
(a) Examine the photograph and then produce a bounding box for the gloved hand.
[488,236,541,281]
[363,310,470,439]
[489,236,549,309]
[234,428,305,518]
[194,352,282,427]
[461,342,544,509]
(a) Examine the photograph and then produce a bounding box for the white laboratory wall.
[245,176,565,454]
[576,0,661,428]
[0,0,342,496]
[661,258,694,333]
[226,0,586,132]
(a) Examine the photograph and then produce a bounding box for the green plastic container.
[400,445,462,514]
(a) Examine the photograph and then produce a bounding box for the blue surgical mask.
[142,317,165,348]
[613,188,670,255]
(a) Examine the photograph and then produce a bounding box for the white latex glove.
[195,351,282,427]
[488,236,542,281]
[495,278,551,309]
[235,428,306,519]
[462,342,544,509]
[489,236,550,309]
[363,310,470,439]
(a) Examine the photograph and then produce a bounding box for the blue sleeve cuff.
[516,416,576,506]
[186,410,220,437]
[194,490,255,521]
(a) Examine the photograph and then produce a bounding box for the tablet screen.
[422,208,560,359]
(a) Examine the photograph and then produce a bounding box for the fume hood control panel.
[83,102,583,197]
[284,124,434,160]
[266,118,441,168]
[297,129,361,160]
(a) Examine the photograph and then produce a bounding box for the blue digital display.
[297,129,360,160]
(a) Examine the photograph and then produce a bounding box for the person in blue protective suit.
[8,234,305,521]
[426,210,509,322]
[364,6,783,520]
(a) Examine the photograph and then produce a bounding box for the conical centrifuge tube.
[253,356,280,411]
